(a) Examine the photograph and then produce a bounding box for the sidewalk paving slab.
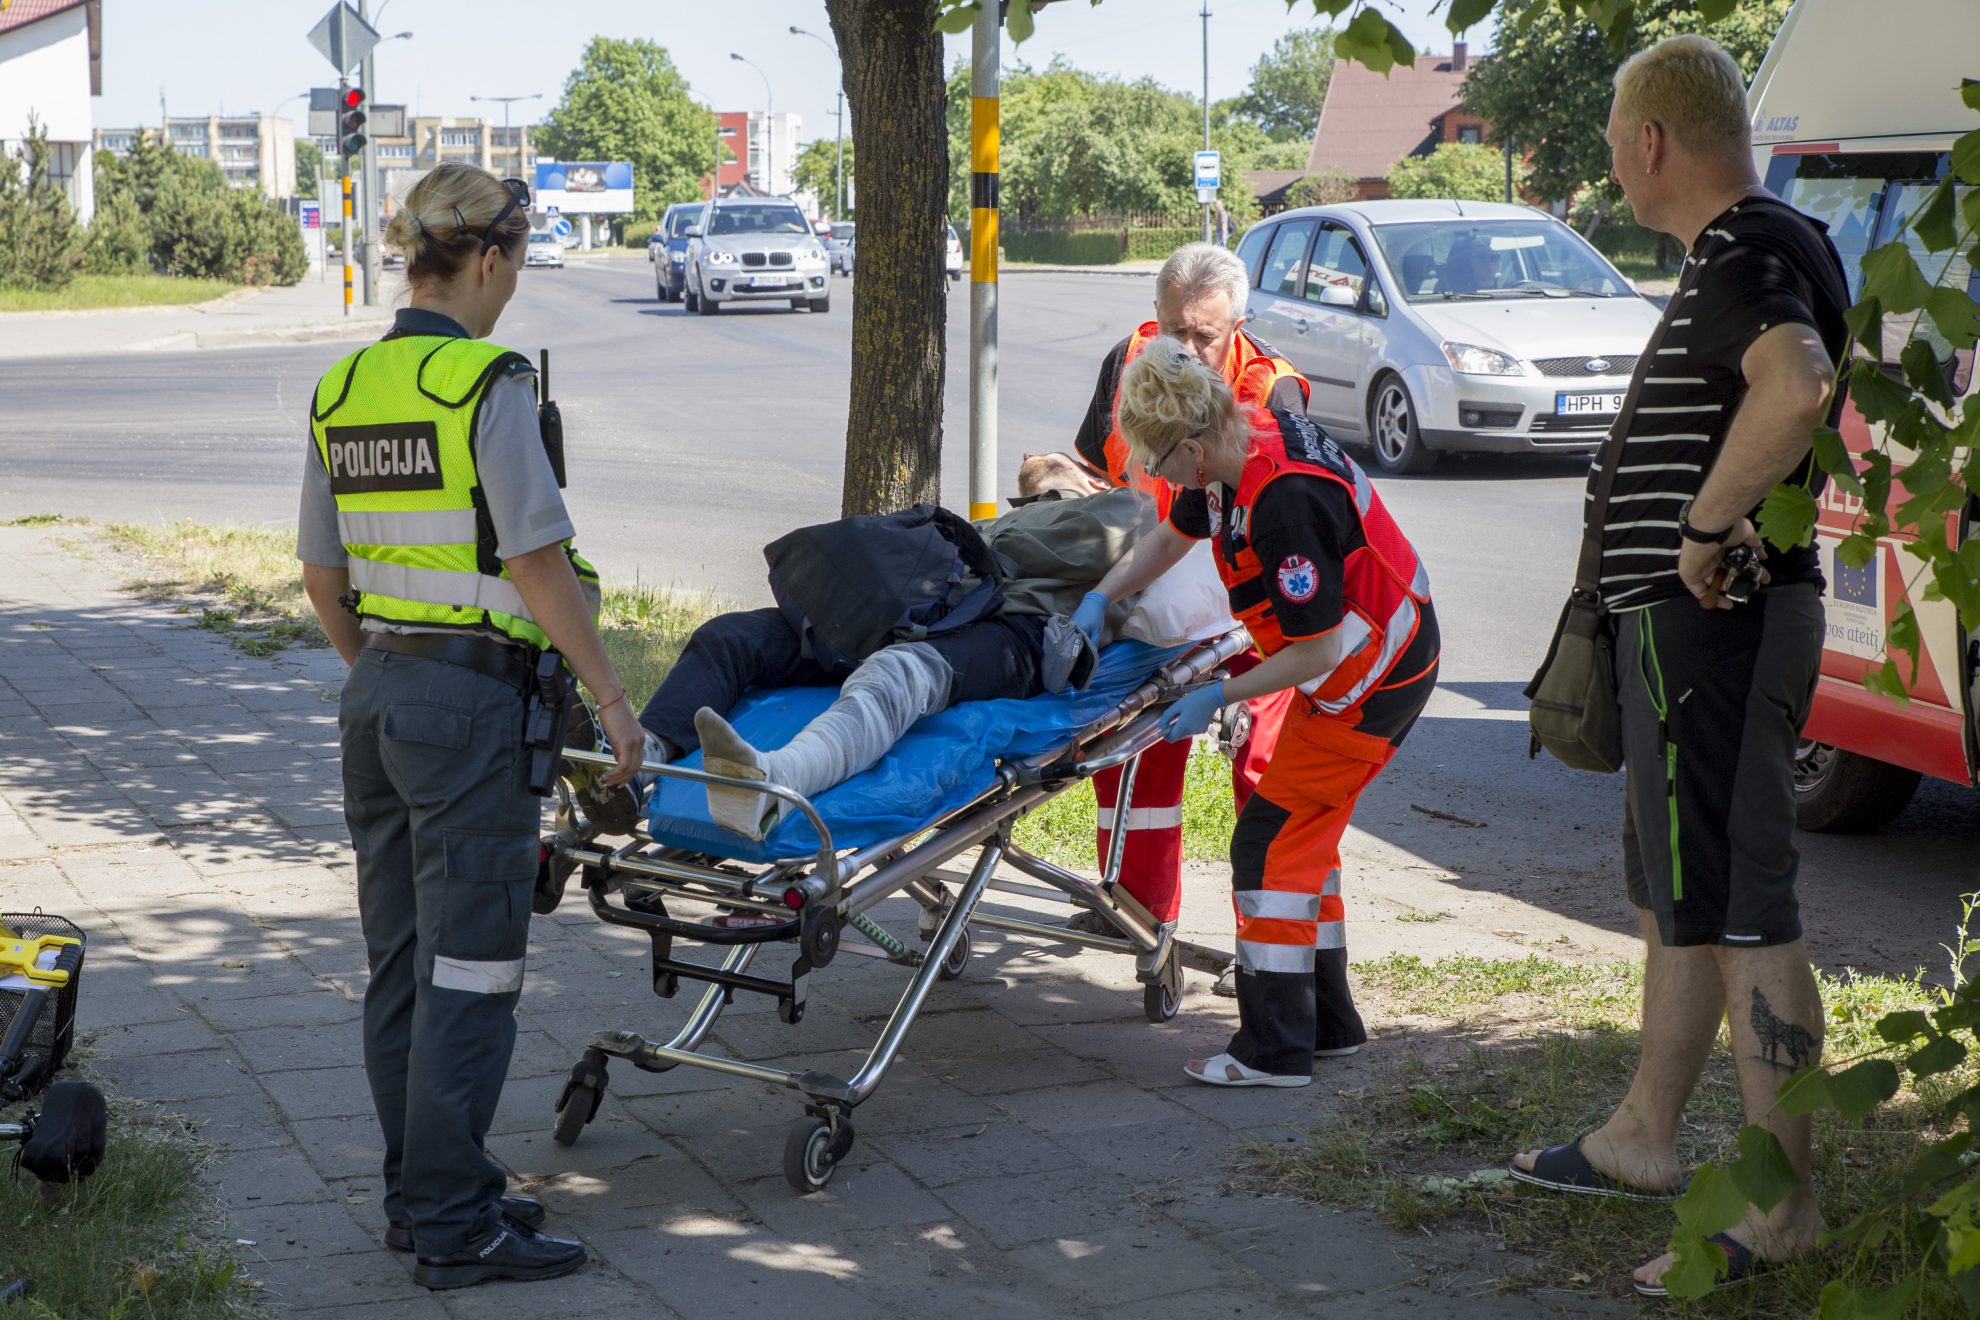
[0,522,1640,1316]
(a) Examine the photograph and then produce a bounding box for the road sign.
[305,2,379,77]
[307,87,342,138]
[1197,187,1218,205]
[302,203,322,230]
[1194,150,1221,191]
[552,217,572,238]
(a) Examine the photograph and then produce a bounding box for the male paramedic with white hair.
[1067,244,1312,975]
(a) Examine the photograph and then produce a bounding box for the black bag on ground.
[765,504,1008,674]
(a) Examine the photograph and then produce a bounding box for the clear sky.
[92,1,1483,148]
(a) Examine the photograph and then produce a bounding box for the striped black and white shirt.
[1588,197,1849,612]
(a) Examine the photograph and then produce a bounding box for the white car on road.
[684,198,831,314]
[525,230,565,269]
[1234,200,1660,473]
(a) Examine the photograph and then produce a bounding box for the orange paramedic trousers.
[1226,631,1439,1075]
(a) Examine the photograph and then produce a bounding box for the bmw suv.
[684,197,831,314]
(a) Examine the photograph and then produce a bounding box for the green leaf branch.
[1755,119,1980,702]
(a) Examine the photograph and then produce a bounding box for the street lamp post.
[730,53,774,193]
[788,26,843,218]
[470,93,541,180]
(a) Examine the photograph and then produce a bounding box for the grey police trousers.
[339,647,539,1256]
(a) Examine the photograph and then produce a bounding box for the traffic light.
[338,87,367,161]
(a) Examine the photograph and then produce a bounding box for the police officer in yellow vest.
[298,162,640,1290]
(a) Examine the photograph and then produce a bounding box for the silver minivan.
[1235,199,1661,473]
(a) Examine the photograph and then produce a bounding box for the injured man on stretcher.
[585,453,1230,842]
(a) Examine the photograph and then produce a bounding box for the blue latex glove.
[1070,590,1109,647]
[1157,680,1225,743]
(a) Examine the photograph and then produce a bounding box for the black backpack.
[764,504,1008,675]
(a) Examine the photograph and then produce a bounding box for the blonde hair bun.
[1115,336,1241,472]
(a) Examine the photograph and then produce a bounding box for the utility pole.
[789,26,845,219]
[968,2,1001,522]
[1504,135,1514,204]
[731,53,774,192]
[1201,1,1212,244]
[356,0,379,307]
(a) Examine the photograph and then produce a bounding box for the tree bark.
[826,0,948,518]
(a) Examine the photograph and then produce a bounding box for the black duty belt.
[361,631,534,690]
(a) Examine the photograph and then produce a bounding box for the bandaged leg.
[696,643,955,840]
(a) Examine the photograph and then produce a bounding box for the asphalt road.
[1,257,1972,974]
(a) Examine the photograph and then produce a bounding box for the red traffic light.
[342,87,365,109]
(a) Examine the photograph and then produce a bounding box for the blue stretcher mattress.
[643,640,1188,863]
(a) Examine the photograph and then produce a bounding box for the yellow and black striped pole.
[341,173,354,317]
[967,1,1001,521]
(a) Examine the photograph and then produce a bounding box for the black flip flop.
[1506,1136,1685,1202]
[1632,1231,1773,1297]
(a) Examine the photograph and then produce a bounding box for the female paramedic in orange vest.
[298,162,640,1285]
[1068,243,1310,942]
[1081,337,1439,1087]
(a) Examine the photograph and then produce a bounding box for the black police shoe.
[385,1194,546,1253]
[561,695,643,836]
[412,1216,585,1290]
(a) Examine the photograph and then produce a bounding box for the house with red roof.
[1304,41,1490,201]
[0,0,101,222]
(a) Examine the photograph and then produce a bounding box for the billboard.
[533,161,634,215]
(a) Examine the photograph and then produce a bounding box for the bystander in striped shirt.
[1589,197,1850,612]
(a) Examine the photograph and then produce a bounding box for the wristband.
[595,688,628,716]
[1677,499,1732,545]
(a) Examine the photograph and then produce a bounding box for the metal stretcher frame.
[546,627,1251,1193]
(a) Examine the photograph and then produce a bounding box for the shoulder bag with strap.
[1524,262,1697,773]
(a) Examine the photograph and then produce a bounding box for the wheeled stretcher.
[546,628,1251,1193]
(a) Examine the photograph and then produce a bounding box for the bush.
[87,137,306,286]
[1126,225,1201,261]
[0,118,83,290]
[81,186,148,275]
[1386,143,1523,203]
[1000,228,1124,265]
[1285,168,1357,210]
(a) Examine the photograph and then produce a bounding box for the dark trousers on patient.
[636,606,1048,758]
[340,649,538,1256]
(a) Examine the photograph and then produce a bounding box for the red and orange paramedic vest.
[1214,408,1430,716]
[1102,322,1309,519]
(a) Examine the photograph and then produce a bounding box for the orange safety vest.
[1101,322,1310,519]
[1213,408,1431,716]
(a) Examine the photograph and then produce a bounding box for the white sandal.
[1183,1053,1311,1088]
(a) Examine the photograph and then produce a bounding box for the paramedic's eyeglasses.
[481,178,531,253]
[1142,436,1188,478]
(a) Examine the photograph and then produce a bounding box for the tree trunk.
[826,0,948,518]
[1580,193,1611,243]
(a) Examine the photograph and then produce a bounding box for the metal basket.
[1,912,87,1101]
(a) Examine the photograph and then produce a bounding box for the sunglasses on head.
[481,178,531,253]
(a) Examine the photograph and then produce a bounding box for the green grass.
[1012,739,1237,866]
[0,274,240,313]
[0,1081,255,1318]
[2,514,71,527]
[104,522,328,658]
[1243,954,1977,1313]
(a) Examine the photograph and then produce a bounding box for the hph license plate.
[1556,391,1626,416]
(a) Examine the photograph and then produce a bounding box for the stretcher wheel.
[552,1053,607,1147]
[1143,947,1183,1024]
[784,1115,853,1194]
[936,925,971,981]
